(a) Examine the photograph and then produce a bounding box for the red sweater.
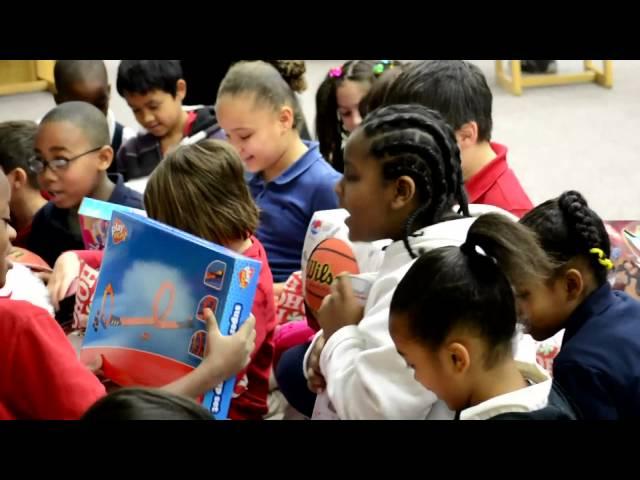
[74,236,276,420]
[0,299,105,419]
[229,237,276,419]
[465,143,533,218]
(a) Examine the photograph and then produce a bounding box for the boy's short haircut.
[54,60,108,94]
[116,60,183,97]
[41,101,110,148]
[0,121,40,189]
[385,60,493,142]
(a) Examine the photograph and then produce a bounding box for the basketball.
[304,237,360,312]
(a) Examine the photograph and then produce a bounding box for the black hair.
[385,60,493,142]
[355,103,470,258]
[54,60,108,94]
[391,213,555,367]
[82,387,213,420]
[116,60,183,97]
[217,60,307,131]
[40,101,110,147]
[315,60,403,172]
[359,64,405,118]
[520,190,612,285]
[0,121,39,189]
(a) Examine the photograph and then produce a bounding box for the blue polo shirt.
[248,142,341,282]
[27,173,143,268]
[553,283,640,419]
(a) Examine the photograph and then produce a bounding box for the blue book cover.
[80,210,261,419]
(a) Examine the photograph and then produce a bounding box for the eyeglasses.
[28,146,103,174]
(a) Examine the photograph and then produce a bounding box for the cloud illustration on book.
[113,261,198,324]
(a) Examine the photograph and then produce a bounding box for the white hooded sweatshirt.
[308,204,537,420]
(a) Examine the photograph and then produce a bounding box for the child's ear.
[278,105,295,132]
[390,175,417,211]
[7,168,27,192]
[443,342,470,375]
[455,122,479,150]
[176,79,187,102]
[564,268,585,302]
[96,146,114,172]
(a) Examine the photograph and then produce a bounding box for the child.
[315,60,403,172]
[180,59,313,141]
[0,167,256,419]
[49,140,277,420]
[216,60,341,286]
[303,104,536,419]
[26,102,143,267]
[53,60,136,159]
[82,387,214,420]
[274,209,388,418]
[519,191,640,419]
[0,121,47,247]
[385,60,533,218]
[389,213,577,420]
[116,60,224,181]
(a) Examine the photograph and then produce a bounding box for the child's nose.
[39,166,57,184]
[352,111,363,129]
[334,177,344,198]
[6,223,16,243]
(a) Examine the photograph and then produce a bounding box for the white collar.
[460,361,552,420]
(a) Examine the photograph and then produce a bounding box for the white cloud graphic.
[114,261,198,322]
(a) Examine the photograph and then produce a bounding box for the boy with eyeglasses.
[27,102,142,267]
[0,121,47,248]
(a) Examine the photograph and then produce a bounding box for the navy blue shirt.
[553,283,640,419]
[27,174,143,267]
[248,142,341,282]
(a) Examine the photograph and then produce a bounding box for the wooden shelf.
[0,60,55,97]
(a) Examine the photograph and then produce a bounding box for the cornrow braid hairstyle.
[359,104,470,258]
[520,190,611,285]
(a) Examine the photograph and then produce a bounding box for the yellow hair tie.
[589,248,614,270]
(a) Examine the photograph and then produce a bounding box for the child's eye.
[239,134,252,141]
[344,174,359,182]
[339,110,352,118]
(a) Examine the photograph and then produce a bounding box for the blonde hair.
[144,140,259,245]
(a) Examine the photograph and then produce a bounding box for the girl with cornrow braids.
[303,104,535,420]
[519,191,640,419]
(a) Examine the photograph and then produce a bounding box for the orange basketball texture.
[305,238,360,312]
